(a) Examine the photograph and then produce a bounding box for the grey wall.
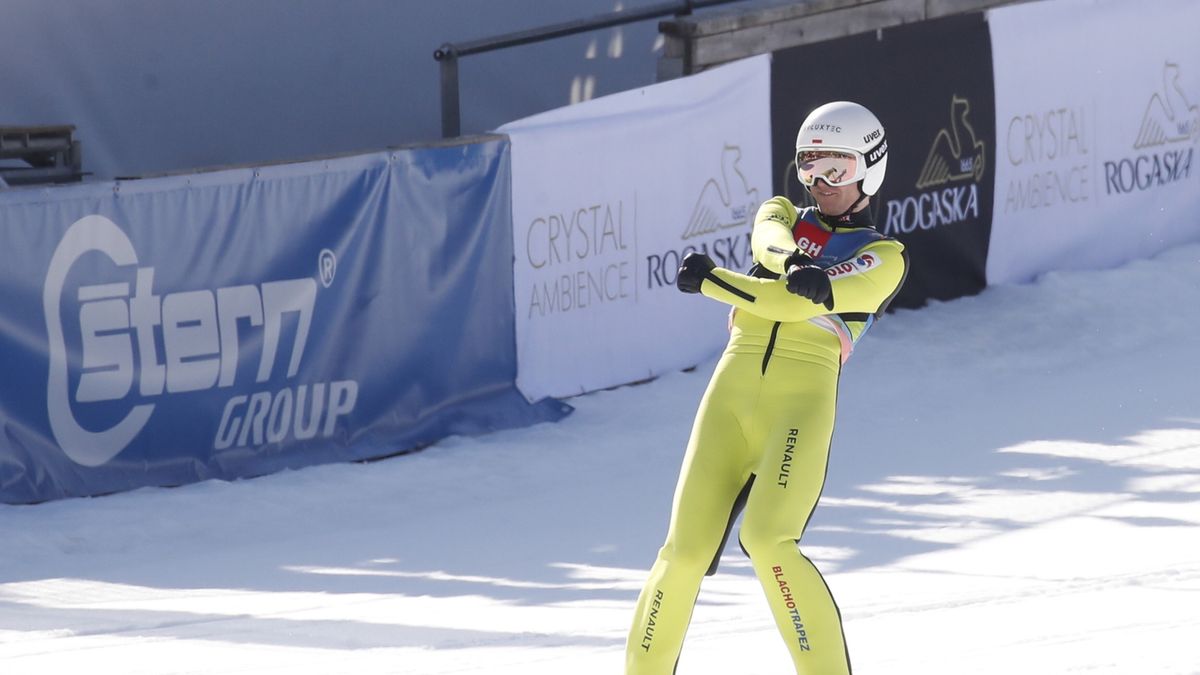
[0,0,687,179]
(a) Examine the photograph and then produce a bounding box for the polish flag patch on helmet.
[824,251,883,279]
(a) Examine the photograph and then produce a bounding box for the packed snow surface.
[3,243,1199,674]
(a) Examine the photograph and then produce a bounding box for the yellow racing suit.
[626,196,908,675]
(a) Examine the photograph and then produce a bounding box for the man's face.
[810,178,866,217]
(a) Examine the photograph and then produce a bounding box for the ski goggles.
[794,149,863,188]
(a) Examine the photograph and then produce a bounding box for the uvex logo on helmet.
[43,215,332,466]
[867,139,889,165]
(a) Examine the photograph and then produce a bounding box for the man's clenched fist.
[677,252,716,294]
[785,260,834,310]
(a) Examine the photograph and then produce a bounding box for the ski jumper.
[625,196,908,675]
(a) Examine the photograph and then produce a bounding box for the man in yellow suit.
[626,101,908,675]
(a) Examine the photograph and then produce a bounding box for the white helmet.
[794,101,888,196]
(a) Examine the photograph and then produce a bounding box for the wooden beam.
[926,0,1030,18]
[659,0,1027,74]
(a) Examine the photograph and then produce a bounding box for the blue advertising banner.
[0,139,569,504]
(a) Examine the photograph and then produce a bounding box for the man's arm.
[750,196,801,275]
[693,239,907,322]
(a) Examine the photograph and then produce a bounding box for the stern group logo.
[44,215,357,467]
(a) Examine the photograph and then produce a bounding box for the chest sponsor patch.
[825,251,883,279]
[792,220,832,258]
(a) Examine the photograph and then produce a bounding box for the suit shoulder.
[861,235,906,256]
[755,196,799,226]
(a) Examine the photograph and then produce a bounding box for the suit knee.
[657,538,720,575]
[738,519,794,561]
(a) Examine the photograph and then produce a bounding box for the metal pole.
[436,44,460,138]
[432,0,748,136]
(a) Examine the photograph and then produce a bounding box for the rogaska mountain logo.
[680,144,761,240]
[1134,62,1200,149]
[882,94,986,235]
[1105,61,1196,195]
[645,144,762,289]
[43,215,357,467]
[915,95,987,189]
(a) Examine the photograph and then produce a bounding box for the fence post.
[433,1,749,133]
[435,44,461,138]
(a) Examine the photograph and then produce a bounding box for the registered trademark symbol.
[318,249,337,288]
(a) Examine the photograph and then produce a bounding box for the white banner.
[501,55,772,401]
[988,0,1200,285]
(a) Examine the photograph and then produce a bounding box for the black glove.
[677,251,715,294]
[783,250,815,271]
[785,254,835,311]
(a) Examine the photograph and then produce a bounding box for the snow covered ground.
[2,242,1199,675]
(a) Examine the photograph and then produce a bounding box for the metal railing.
[0,125,83,186]
[433,0,751,138]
